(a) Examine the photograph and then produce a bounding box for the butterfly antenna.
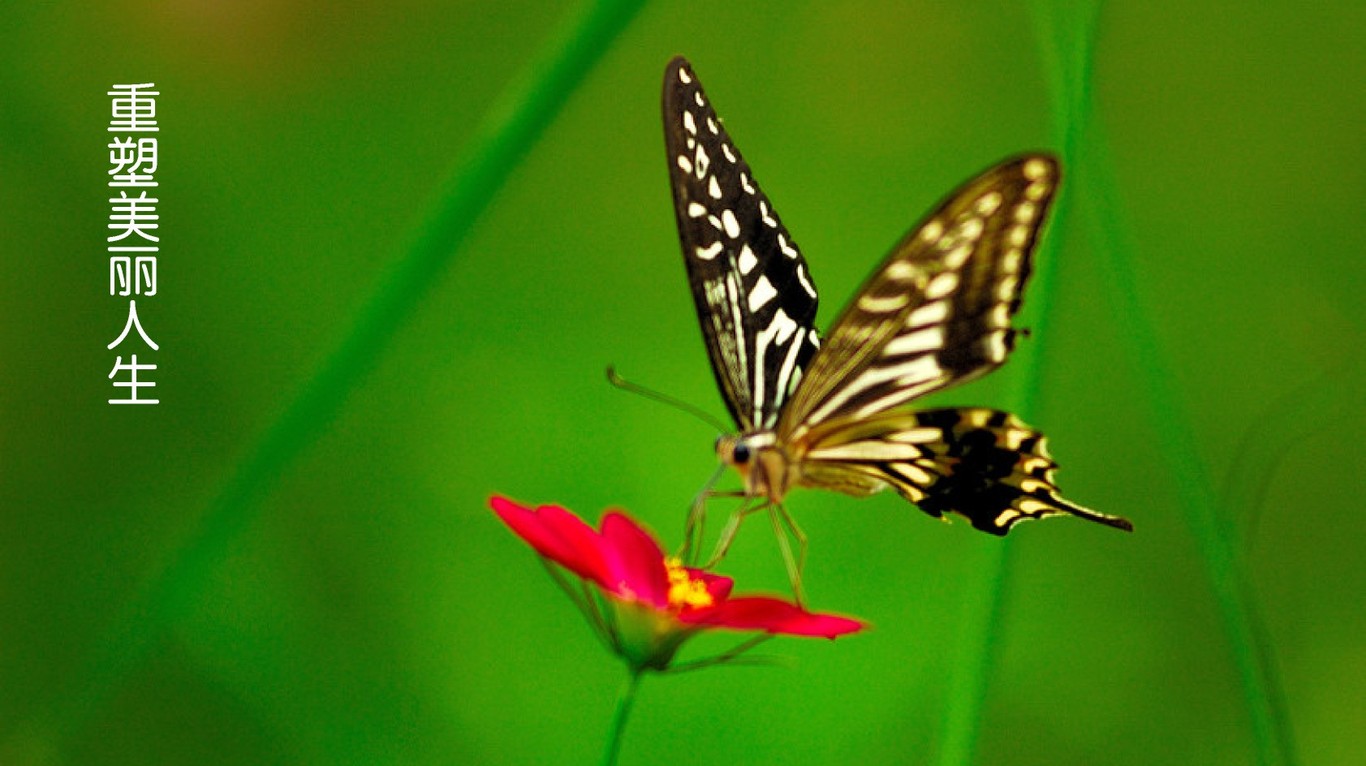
[606,365,729,433]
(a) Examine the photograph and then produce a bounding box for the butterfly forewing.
[781,156,1059,440]
[663,57,820,431]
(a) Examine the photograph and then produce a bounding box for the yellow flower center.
[664,557,714,610]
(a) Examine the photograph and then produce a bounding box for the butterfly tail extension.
[904,408,1130,534]
[802,408,1132,535]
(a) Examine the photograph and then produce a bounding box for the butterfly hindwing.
[663,57,820,431]
[803,408,1133,533]
[781,156,1059,440]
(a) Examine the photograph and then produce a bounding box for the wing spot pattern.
[721,209,740,238]
[1001,248,1023,273]
[975,192,1002,215]
[695,241,723,260]
[907,300,948,327]
[886,261,919,281]
[995,275,1019,302]
[985,330,1009,360]
[942,243,971,269]
[1023,158,1050,180]
[694,144,710,178]
[738,244,757,274]
[759,200,777,227]
[857,292,911,313]
[893,462,935,486]
[748,275,777,311]
[925,271,959,300]
[889,427,944,443]
[795,263,817,298]
[988,303,1010,328]
[884,326,944,356]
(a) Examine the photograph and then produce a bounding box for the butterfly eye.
[731,442,751,465]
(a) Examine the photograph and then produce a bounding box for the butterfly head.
[715,432,793,502]
[714,433,751,467]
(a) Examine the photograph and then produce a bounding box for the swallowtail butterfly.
[662,57,1131,578]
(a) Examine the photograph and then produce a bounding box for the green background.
[2,1,1362,764]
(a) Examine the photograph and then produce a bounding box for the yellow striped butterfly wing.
[779,156,1132,533]
[782,156,1055,430]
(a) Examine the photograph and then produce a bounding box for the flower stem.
[600,669,644,766]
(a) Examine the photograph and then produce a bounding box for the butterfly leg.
[703,497,762,569]
[681,463,731,565]
[684,490,749,566]
[769,502,809,604]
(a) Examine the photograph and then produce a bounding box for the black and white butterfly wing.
[781,155,1060,441]
[663,57,820,432]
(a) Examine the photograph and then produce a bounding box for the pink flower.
[491,496,864,671]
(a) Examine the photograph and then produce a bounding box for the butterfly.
[661,57,1131,587]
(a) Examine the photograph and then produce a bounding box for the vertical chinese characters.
[106,83,160,404]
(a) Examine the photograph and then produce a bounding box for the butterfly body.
[661,56,1131,570]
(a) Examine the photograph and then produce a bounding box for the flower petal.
[599,511,670,607]
[489,497,609,587]
[681,597,865,638]
[687,568,733,602]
